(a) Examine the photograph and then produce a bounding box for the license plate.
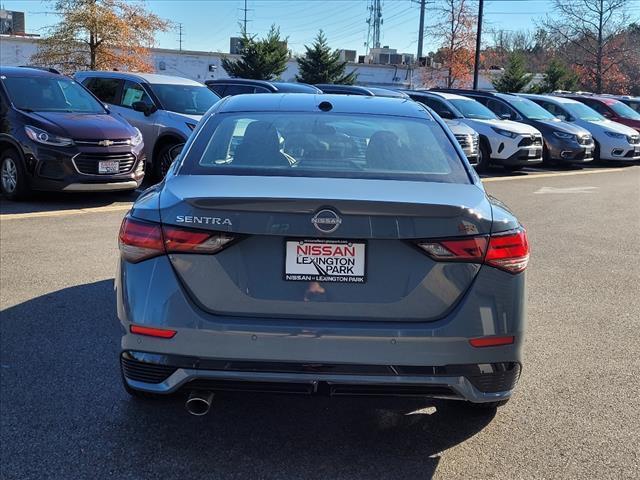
[98,160,119,174]
[285,239,366,283]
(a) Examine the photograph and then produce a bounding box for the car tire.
[476,141,491,172]
[542,145,555,166]
[0,149,30,200]
[153,142,180,180]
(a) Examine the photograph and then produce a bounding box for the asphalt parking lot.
[1,164,639,479]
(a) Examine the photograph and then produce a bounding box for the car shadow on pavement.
[0,189,141,215]
[0,280,495,480]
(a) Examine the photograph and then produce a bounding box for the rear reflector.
[130,325,177,339]
[469,336,515,348]
[118,215,237,263]
[415,228,529,274]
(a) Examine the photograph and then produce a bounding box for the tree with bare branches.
[423,0,477,88]
[31,0,169,74]
[543,0,632,93]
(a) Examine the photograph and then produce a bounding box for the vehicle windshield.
[449,99,498,120]
[149,84,220,115]
[181,112,470,184]
[2,75,105,113]
[565,102,605,121]
[622,100,639,112]
[608,100,640,119]
[508,97,557,120]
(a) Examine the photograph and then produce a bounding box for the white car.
[522,94,640,162]
[410,91,543,171]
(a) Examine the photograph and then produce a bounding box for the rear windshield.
[180,112,470,184]
[2,75,105,114]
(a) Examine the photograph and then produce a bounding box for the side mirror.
[556,114,566,121]
[602,111,613,119]
[132,101,156,116]
[499,112,511,120]
[103,103,110,113]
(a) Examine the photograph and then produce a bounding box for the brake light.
[469,336,515,348]
[130,324,177,339]
[415,228,529,274]
[118,215,237,263]
[118,217,164,263]
[485,229,529,273]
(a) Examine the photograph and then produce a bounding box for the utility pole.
[473,0,484,90]
[177,22,183,52]
[242,0,249,33]
[417,0,426,60]
[365,0,383,53]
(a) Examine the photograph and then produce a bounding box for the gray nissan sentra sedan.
[117,93,529,415]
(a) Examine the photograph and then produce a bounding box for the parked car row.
[1,66,638,200]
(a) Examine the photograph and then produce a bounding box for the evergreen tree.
[492,53,532,93]
[296,31,357,85]
[222,25,288,80]
[530,58,577,93]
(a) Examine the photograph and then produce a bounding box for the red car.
[562,94,640,132]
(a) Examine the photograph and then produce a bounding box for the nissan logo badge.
[311,209,342,233]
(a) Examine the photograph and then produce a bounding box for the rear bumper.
[121,351,520,403]
[117,256,526,403]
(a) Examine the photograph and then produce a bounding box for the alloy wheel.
[1,157,18,193]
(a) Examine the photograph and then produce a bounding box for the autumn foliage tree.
[543,0,633,93]
[422,0,477,88]
[31,0,169,73]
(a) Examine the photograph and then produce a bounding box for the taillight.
[119,216,237,263]
[118,217,164,263]
[416,228,529,274]
[417,236,488,262]
[485,229,529,273]
[163,225,236,253]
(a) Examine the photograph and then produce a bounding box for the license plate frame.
[98,160,119,174]
[284,239,367,283]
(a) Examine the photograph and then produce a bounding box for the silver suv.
[75,72,220,178]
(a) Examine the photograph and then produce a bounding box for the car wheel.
[542,145,555,166]
[0,150,30,200]
[154,143,180,180]
[476,142,491,172]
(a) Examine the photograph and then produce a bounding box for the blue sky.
[3,0,639,57]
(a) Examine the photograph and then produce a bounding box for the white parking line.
[482,167,626,182]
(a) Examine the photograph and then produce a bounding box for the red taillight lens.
[469,335,515,348]
[119,215,237,263]
[415,228,529,274]
[118,217,164,263]
[418,236,488,262]
[485,229,529,273]
[162,226,236,253]
[130,324,177,339]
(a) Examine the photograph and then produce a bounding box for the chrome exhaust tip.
[185,391,214,416]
